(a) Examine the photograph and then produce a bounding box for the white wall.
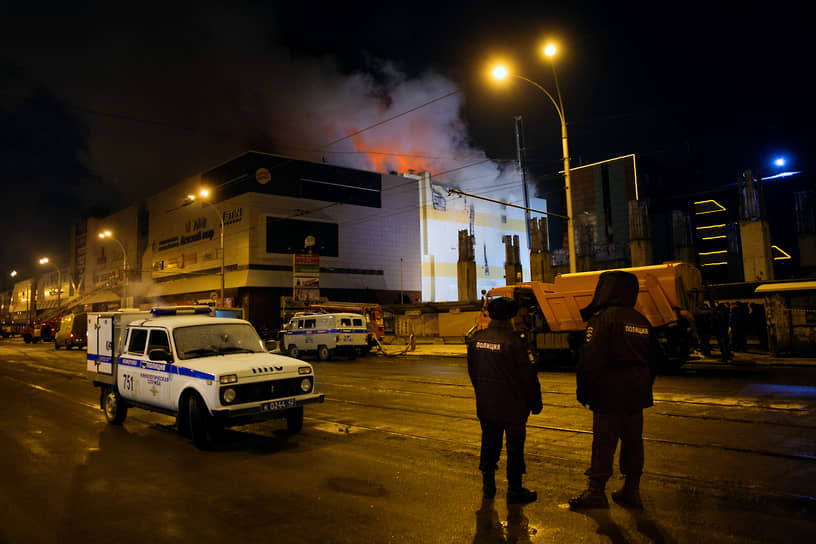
[416,172,547,302]
[139,171,421,299]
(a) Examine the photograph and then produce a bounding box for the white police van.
[282,311,368,360]
[86,306,324,449]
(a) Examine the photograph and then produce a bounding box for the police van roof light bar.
[150,305,213,316]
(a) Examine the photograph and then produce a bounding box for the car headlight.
[298,366,312,375]
[219,374,238,384]
[300,377,312,392]
[222,387,236,404]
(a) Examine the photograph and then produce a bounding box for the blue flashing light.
[761,170,802,181]
[774,157,786,167]
[150,305,213,316]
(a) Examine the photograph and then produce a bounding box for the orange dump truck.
[473,262,705,369]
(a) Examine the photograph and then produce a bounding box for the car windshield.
[173,323,265,360]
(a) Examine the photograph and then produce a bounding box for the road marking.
[654,392,810,411]
[0,374,99,411]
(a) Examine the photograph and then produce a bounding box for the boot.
[568,479,609,510]
[482,471,496,499]
[507,474,537,504]
[611,476,643,509]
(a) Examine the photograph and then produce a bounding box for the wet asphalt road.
[1,338,815,543]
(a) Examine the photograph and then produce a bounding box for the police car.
[282,311,369,360]
[87,306,324,449]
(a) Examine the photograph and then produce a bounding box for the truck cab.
[87,306,324,449]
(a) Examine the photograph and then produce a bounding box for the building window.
[266,217,339,257]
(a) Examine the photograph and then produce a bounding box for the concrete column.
[628,200,653,267]
[739,220,774,281]
[529,218,554,282]
[503,235,522,285]
[575,213,596,272]
[795,191,816,271]
[738,170,773,281]
[672,210,695,264]
[457,230,477,302]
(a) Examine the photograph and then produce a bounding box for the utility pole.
[514,115,532,252]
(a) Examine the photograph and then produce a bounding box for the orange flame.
[349,117,440,176]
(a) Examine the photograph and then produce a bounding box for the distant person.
[511,305,531,339]
[696,302,714,357]
[511,305,535,364]
[730,302,749,352]
[569,271,662,510]
[750,303,768,351]
[715,303,731,361]
[467,297,543,504]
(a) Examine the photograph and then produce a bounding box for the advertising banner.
[293,254,320,302]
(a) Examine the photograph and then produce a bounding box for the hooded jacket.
[468,320,543,424]
[576,271,661,412]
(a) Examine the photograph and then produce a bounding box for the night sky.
[1,1,810,282]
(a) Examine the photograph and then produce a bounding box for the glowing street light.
[187,189,225,307]
[99,230,128,307]
[9,270,31,322]
[490,48,576,273]
[38,257,61,311]
[491,65,509,80]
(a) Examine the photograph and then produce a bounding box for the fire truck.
[472,262,705,370]
[21,320,58,343]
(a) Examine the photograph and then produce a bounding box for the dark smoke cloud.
[1,2,522,280]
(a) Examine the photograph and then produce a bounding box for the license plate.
[260,398,298,412]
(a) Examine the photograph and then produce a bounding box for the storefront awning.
[76,289,121,304]
[755,281,816,294]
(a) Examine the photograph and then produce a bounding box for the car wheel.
[176,393,191,437]
[317,345,330,361]
[189,394,218,450]
[102,386,128,424]
[287,344,300,359]
[286,406,304,434]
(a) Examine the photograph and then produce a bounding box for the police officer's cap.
[487,297,518,321]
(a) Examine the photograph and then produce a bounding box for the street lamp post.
[38,258,61,312]
[99,231,128,307]
[9,270,23,321]
[491,48,577,273]
[187,190,224,307]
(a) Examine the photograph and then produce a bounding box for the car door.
[302,318,317,350]
[143,328,175,409]
[118,327,148,402]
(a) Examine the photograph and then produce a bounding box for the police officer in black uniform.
[468,297,543,504]
[569,271,662,510]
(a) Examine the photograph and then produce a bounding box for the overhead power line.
[321,90,461,149]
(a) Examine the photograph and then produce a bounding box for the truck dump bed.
[513,262,703,332]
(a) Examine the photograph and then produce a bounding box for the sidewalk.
[377,336,467,358]
[376,337,816,365]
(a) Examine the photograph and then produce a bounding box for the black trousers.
[587,410,644,483]
[479,419,526,480]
